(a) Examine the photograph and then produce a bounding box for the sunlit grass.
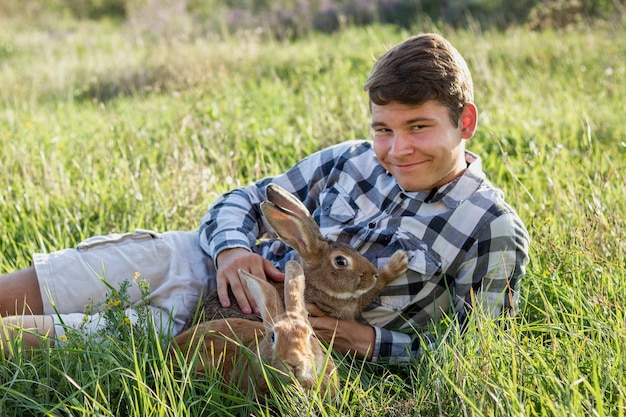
[1,13,625,416]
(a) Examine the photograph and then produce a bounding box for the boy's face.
[371,100,477,192]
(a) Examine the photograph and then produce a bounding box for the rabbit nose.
[286,360,306,376]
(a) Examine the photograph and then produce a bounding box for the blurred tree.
[64,0,127,19]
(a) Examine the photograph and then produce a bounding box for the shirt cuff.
[371,326,382,362]
[371,326,413,363]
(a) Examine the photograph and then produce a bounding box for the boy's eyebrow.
[371,116,434,128]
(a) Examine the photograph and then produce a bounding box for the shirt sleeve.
[197,142,357,264]
[371,326,437,364]
[198,185,267,264]
[455,211,530,323]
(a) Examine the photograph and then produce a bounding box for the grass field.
[1,13,625,416]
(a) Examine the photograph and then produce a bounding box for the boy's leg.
[1,230,212,347]
[0,267,43,317]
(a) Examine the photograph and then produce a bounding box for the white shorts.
[33,229,215,338]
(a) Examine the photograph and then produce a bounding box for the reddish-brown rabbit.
[173,261,339,396]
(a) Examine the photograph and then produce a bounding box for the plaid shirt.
[199,140,530,363]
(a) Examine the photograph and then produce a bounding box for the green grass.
[1,13,625,416]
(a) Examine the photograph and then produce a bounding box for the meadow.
[1,13,625,416]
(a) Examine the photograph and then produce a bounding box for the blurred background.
[2,0,624,39]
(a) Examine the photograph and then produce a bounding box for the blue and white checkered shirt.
[199,140,530,363]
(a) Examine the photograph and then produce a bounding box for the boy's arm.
[197,142,356,262]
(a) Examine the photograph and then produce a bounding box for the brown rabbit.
[183,183,408,330]
[172,261,339,396]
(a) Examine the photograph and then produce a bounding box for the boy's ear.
[460,103,478,139]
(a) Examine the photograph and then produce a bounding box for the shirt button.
[368,222,376,228]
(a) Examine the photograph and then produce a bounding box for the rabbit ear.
[261,184,326,257]
[283,260,307,317]
[237,269,285,322]
[265,183,312,219]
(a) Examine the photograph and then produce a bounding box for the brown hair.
[363,33,474,126]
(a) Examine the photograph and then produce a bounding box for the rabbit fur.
[183,183,408,330]
[172,261,339,396]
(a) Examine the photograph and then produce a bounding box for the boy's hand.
[215,248,284,314]
[307,303,375,361]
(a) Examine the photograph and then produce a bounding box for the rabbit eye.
[333,255,350,268]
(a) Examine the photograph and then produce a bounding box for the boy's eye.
[373,128,391,135]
